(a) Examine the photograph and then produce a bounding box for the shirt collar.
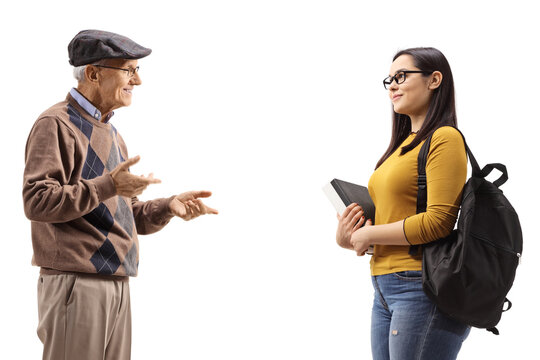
[69,88,114,122]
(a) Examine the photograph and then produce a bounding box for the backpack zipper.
[470,232,521,262]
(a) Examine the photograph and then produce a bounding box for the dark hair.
[375,47,457,169]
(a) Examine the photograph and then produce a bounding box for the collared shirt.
[69,88,114,123]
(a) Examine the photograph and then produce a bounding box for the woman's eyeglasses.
[383,70,432,90]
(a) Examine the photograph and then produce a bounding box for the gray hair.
[73,65,87,82]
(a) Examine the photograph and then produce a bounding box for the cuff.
[94,174,117,202]
[403,217,413,245]
[154,196,177,223]
[403,214,424,245]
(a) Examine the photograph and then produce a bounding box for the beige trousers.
[37,274,131,360]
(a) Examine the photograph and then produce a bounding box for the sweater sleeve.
[132,196,176,235]
[403,127,467,245]
[22,117,117,223]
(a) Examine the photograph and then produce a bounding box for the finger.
[189,190,213,199]
[341,203,357,218]
[196,200,209,214]
[134,174,161,185]
[184,203,193,220]
[365,219,373,226]
[119,156,140,171]
[199,200,218,214]
[352,210,363,222]
[345,208,362,228]
[189,200,202,213]
[352,216,365,232]
[145,177,162,184]
[336,213,341,221]
[345,205,362,222]
[194,199,217,214]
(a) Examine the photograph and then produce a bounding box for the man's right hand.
[110,156,161,197]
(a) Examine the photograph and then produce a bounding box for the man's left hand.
[169,190,218,221]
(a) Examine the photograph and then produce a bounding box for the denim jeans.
[371,271,470,360]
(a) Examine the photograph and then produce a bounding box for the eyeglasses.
[383,70,432,90]
[93,64,140,78]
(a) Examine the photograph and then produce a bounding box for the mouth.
[392,94,402,101]
[123,88,133,95]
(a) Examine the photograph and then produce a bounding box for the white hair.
[73,65,87,82]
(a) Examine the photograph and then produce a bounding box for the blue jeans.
[371,271,470,360]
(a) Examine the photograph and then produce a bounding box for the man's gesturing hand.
[110,156,161,197]
[169,190,218,221]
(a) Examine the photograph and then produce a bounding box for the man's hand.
[169,190,218,221]
[110,156,161,197]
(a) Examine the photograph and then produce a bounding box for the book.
[323,179,376,222]
[323,178,375,254]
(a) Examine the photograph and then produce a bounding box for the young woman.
[336,47,471,360]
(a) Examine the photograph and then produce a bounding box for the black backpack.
[412,127,523,335]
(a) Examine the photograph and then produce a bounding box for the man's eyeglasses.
[383,70,432,90]
[93,64,140,78]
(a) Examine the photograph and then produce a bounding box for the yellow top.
[368,126,467,276]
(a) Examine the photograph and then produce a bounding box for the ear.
[85,65,100,83]
[428,71,443,90]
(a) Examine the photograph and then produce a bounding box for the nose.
[388,78,399,91]
[130,71,142,86]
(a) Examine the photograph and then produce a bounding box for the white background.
[1,0,538,359]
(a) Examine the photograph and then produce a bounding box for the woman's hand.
[351,219,373,256]
[336,203,366,249]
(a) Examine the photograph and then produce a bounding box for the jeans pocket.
[392,270,423,281]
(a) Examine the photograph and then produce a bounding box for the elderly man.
[22,30,218,360]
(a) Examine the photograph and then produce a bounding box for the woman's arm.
[350,220,407,255]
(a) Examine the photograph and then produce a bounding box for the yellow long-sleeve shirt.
[368,126,467,276]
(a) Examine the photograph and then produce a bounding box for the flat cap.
[68,29,152,66]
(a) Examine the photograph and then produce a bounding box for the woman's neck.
[409,113,426,133]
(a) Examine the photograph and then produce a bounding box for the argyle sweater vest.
[23,93,173,277]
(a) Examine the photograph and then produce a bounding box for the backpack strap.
[409,133,434,256]
[481,163,508,188]
[453,129,507,187]
[416,133,433,214]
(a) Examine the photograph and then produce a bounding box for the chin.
[117,98,132,108]
[392,105,411,115]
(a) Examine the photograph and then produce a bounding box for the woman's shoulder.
[431,126,465,147]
